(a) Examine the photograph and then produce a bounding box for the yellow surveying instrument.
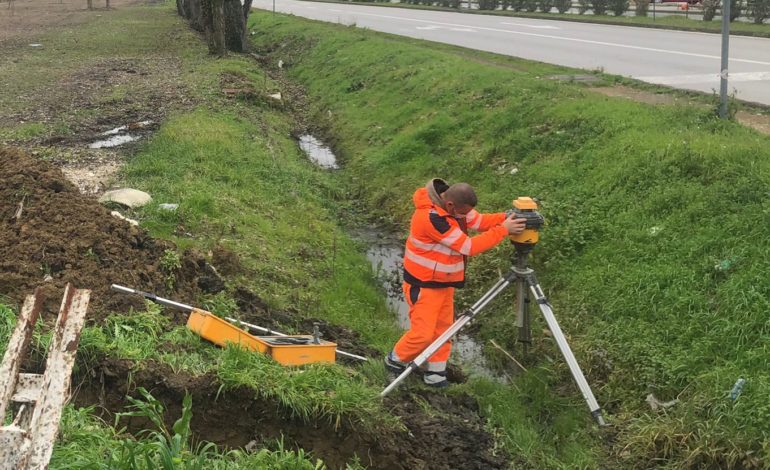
[381,198,607,426]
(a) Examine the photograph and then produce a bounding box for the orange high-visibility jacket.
[403,180,508,288]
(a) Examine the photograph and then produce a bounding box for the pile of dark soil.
[77,358,509,470]
[0,146,204,320]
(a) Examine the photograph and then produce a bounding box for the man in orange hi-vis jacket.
[385,178,527,388]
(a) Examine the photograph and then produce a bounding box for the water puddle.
[88,120,153,149]
[298,134,339,169]
[89,134,140,149]
[355,229,503,381]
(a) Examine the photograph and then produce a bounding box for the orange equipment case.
[186,309,337,366]
[186,309,268,353]
[259,336,337,366]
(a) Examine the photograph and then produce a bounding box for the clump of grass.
[160,249,182,291]
[216,345,400,433]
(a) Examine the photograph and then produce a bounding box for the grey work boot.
[423,370,449,388]
[384,352,407,375]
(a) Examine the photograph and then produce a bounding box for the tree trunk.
[242,0,253,22]
[223,0,247,52]
[87,0,93,10]
[176,0,184,16]
[210,0,226,56]
[186,0,204,31]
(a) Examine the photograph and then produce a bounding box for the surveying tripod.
[380,204,606,425]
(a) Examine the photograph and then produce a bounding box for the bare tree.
[210,0,226,55]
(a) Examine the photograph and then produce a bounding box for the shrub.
[635,0,650,15]
[748,0,770,22]
[702,0,719,19]
[556,0,572,12]
[509,0,524,9]
[524,0,539,11]
[539,0,555,11]
[610,0,629,15]
[578,0,591,13]
[730,0,743,20]
[478,0,499,9]
[591,0,609,14]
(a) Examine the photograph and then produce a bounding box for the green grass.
[249,12,770,468]
[312,0,770,37]
[50,398,332,469]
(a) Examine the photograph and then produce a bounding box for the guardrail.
[349,0,768,23]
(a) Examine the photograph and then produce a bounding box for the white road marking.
[638,71,770,85]
[501,21,560,29]
[340,10,770,66]
[417,25,476,32]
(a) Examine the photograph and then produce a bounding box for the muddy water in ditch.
[298,136,503,380]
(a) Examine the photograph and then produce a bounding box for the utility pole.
[719,0,731,119]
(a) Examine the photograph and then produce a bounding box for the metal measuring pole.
[380,273,516,397]
[719,0,731,119]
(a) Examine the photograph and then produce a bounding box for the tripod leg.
[381,271,516,397]
[527,279,607,426]
[515,279,531,353]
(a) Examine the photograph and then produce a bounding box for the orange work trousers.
[393,282,454,372]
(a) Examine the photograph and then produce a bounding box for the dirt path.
[594,85,770,136]
[0,0,140,45]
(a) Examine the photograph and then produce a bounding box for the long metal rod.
[381,275,514,397]
[527,280,606,426]
[110,285,367,362]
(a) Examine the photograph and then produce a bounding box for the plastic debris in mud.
[110,210,139,226]
[730,378,746,400]
[645,393,678,411]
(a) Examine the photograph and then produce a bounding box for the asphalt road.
[252,0,770,105]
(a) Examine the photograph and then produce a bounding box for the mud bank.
[75,358,509,470]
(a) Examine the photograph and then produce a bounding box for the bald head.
[443,183,477,208]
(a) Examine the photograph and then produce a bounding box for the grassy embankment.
[308,0,770,38]
[249,12,770,468]
[0,4,399,468]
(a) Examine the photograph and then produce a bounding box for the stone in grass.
[98,188,152,208]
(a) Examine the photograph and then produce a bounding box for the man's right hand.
[502,214,527,235]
